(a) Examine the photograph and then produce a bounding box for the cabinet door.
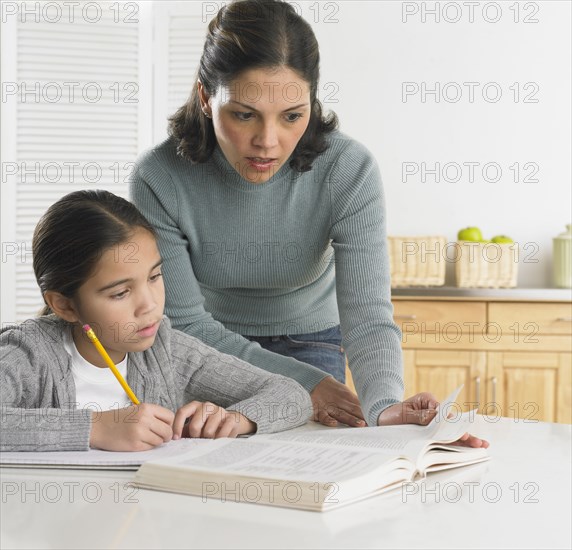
[403,349,486,412]
[487,352,572,423]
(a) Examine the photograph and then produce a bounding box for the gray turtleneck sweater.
[130,130,404,427]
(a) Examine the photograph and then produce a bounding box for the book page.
[140,438,408,483]
[255,386,470,462]
[427,384,464,433]
[257,424,429,457]
[0,439,210,469]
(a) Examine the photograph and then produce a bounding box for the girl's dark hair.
[168,0,338,172]
[32,190,157,316]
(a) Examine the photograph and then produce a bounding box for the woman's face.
[68,228,165,367]
[202,66,312,184]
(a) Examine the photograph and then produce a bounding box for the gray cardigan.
[0,315,312,451]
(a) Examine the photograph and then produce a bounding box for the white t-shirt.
[63,328,132,412]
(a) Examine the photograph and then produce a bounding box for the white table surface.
[1,416,570,550]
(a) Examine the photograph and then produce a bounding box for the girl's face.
[202,66,312,184]
[70,228,165,367]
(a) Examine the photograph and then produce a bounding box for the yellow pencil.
[82,324,140,405]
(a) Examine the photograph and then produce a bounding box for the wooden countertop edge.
[400,334,572,352]
[391,288,572,302]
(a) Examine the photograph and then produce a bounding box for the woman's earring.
[202,109,212,119]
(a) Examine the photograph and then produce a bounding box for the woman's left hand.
[377,392,489,449]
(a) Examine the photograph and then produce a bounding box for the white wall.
[153,0,571,287]
[310,0,571,287]
[2,0,570,324]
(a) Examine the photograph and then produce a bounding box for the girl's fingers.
[186,403,221,438]
[151,404,176,425]
[173,403,254,440]
[141,430,168,449]
[172,402,199,438]
[202,409,228,438]
[149,416,174,443]
[215,415,237,439]
[186,412,208,438]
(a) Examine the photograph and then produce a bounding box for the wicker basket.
[387,236,446,287]
[455,242,519,288]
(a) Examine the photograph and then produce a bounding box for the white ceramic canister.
[553,224,572,288]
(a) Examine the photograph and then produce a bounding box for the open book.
[133,386,490,511]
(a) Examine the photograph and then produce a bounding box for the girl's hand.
[90,403,174,452]
[172,401,256,439]
[377,392,490,449]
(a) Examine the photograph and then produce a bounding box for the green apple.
[480,240,492,243]
[491,235,514,244]
[457,227,483,242]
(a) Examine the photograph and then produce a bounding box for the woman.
[130,0,486,446]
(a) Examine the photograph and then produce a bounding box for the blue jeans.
[242,325,346,384]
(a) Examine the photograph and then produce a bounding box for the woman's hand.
[172,401,256,439]
[451,432,489,448]
[310,376,366,427]
[90,403,175,452]
[377,392,490,449]
[377,392,439,426]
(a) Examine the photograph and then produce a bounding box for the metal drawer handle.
[394,314,417,320]
[556,317,572,322]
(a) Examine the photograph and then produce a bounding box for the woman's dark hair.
[33,189,157,316]
[168,0,338,172]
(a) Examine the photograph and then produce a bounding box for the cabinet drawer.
[489,302,572,335]
[392,301,486,333]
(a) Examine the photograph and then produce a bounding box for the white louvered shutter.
[1,2,152,324]
[153,2,206,143]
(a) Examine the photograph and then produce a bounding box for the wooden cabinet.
[402,349,485,413]
[396,298,572,423]
[487,351,571,423]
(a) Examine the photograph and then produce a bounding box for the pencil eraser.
[82,324,91,332]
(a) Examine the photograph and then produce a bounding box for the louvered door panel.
[153,3,207,141]
[6,8,145,322]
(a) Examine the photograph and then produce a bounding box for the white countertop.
[1,416,570,550]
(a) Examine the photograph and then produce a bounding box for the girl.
[0,190,312,452]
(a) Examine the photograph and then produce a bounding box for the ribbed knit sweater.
[129,130,404,426]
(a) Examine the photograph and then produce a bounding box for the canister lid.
[554,224,572,240]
